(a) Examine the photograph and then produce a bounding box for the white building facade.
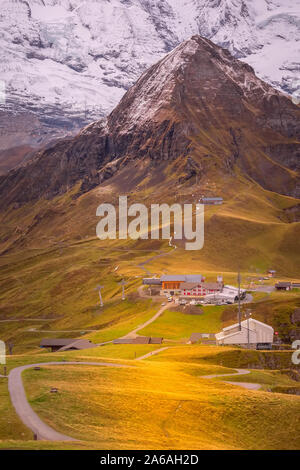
[215,319,274,347]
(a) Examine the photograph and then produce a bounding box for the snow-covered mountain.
[1,34,299,208]
[0,0,299,154]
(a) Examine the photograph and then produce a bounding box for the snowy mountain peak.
[1,30,299,209]
[0,0,299,159]
[97,35,279,135]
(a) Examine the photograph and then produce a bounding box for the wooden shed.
[40,338,95,352]
[275,282,292,291]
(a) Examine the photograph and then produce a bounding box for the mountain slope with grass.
[0,36,299,352]
[1,346,299,450]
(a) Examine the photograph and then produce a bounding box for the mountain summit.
[1,0,299,172]
[0,35,299,208]
[1,0,299,122]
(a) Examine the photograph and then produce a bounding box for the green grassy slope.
[0,345,299,450]
[0,230,299,351]
[139,305,225,340]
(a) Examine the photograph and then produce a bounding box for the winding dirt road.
[137,247,176,276]
[8,361,128,441]
[202,368,261,390]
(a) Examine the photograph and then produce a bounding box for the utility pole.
[8,342,14,355]
[245,309,252,348]
[237,270,241,331]
[95,285,104,307]
[119,279,127,301]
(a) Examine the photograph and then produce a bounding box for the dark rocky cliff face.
[0,35,299,208]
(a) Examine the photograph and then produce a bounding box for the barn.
[275,282,292,291]
[40,338,95,352]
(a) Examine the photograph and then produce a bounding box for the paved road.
[202,368,261,391]
[223,380,261,390]
[135,347,169,361]
[249,286,275,294]
[8,361,128,441]
[122,303,169,339]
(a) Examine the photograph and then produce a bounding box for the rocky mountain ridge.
[0,0,299,166]
[0,35,299,208]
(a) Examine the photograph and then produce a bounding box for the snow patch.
[0,0,299,125]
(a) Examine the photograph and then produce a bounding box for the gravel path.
[137,247,176,276]
[223,380,261,390]
[8,361,128,441]
[135,347,169,361]
[202,368,261,391]
[122,303,169,339]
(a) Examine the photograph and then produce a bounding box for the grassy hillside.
[0,345,299,450]
[0,224,299,351]
[0,38,299,450]
[0,167,300,350]
[149,345,297,370]
[139,305,225,340]
[0,158,299,452]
